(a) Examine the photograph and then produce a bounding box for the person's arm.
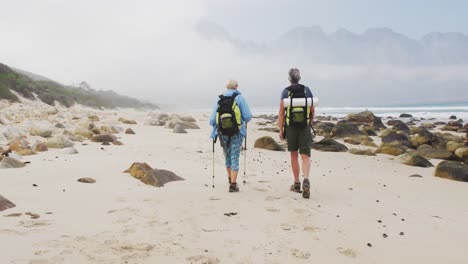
[309,105,315,127]
[278,100,285,140]
[238,95,252,123]
[209,101,218,127]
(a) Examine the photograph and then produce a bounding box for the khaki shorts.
[285,125,312,156]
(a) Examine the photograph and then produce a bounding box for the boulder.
[344,138,361,145]
[434,161,468,182]
[409,128,435,148]
[146,119,166,126]
[375,143,408,156]
[62,147,79,154]
[442,121,463,132]
[416,145,453,160]
[399,113,413,118]
[124,162,185,187]
[90,127,101,135]
[2,127,23,140]
[0,157,25,169]
[315,122,335,136]
[421,123,436,129]
[30,127,53,138]
[77,178,96,183]
[16,149,36,156]
[311,138,348,152]
[91,134,116,143]
[345,111,386,129]
[381,132,411,147]
[88,115,100,122]
[125,128,135,134]
[449,115,457,120]
[455,148,468,160]
[361,126,378,136]
[9,139,30,152]
[395,153,433,168]
[434,121,446,126]
[173,124,187,134]
[447,141,466,153]
[349,148,376,156]
[55,123,65,129]
[74,128,94,139]
[47,107,59,115]
[254,136,284,151]
[113,141,124,146]
[330,122,366,139]
[0,195,15,211]
[166,119,200,129]
[361,139,379,148]
[118,117,137,125]
[387,120,410,132]
[181,116,197,122]
[46,136,74,149]
[100,125,119,134]
[32,142,48,152]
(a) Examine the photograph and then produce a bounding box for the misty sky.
[1,0,468,109]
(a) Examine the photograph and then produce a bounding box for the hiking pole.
[243,123,247,185]
[212,137,216,188]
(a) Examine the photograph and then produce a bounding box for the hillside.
[0,63,158,109]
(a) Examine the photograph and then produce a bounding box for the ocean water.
[251,105,468,121]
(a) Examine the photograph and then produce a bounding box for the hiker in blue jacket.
[210,80,252,192]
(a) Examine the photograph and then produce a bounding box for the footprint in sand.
[265,207,280,212]
[186,255,220,264]
[290,248,311,259]
[337,247,358,258]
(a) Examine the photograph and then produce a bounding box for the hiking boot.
[302,178,310,199]
[229,182,239,192]
[290,181,302,193]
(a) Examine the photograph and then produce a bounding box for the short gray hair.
[226,79,238,89]
[288,68,301,83]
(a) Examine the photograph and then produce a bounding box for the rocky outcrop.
[0,195,15,211]
[381,132,411,147]
[455,147,468,160]
[173,124,187,134]
[91,134,116,143]
[387,120,410,132]
[125,128,135,134]
[345,111,385,129]
[124,162,184,187]
[349,148,376,156]
[434,161,468,182]
[0,157,25,169]
[416,145,453,160]
[330,122,366,139]
[375,143,408,156]
[399,113,413,118]
[46,136,74,149]
[311,138,348,152]
[254,136,284,151]
[118,117,137,125]
[395,153,433,168]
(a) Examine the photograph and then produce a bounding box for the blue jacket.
[209,89,252,139]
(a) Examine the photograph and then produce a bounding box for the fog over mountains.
[190,21,468,108]
[196,21,468,66]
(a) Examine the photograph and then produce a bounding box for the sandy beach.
[1,97,468,264]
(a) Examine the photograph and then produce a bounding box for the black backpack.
[286,84,309,128]
[216,93,240,145]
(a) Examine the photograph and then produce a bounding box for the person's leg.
[290,151,300,182]
[223,136,232,183]
[229,134,243,184]
[301,154,310,179]
[298,126,312,198]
